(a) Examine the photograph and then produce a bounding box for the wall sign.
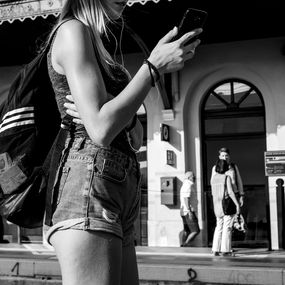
[166,150,175,166]
[264,151,285,176]
[161,123,170,142]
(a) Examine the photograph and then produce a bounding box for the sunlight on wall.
[277,125,285,148]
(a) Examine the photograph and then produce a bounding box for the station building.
[0,0,285,251]
[129,37,285,250]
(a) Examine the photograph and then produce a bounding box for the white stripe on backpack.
[0,107,35,133]
[1,113,34,126]
[2,106,34,121]
[0,120,35,134]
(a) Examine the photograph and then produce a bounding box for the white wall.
[126,37,285,247]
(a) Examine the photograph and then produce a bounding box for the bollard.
[17,226,21,244]
[276,178,285,249]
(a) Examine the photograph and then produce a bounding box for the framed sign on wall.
[264,151,285,176]
[166,150,175,166]
[160,123,170,142]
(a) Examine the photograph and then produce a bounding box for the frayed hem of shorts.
[43,217,122,246]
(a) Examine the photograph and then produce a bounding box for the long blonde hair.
[47,0,120,77]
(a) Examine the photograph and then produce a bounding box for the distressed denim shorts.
[44,136,141,246]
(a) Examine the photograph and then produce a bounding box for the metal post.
[276,178,284,249]
[17,226,21,244]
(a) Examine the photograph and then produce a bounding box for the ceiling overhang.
[0,0,164,24]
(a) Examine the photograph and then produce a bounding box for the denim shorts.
[44,136,141,246]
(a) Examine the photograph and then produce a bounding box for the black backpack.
[0,22,153,228]
[0,22,69,228]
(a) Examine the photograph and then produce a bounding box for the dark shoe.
[0,239,9,244]
[221,252,235,257]
[21,236,30,243]
[212,251,220,256]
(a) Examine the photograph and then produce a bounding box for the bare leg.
[184,230,200,245]
[50,229,122,285]
[181,230,188,245]
[181,213,200,246]
[181,216,190,246]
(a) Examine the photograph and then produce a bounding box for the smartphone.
[172,8,208,44]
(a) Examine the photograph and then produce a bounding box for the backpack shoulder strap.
[124,24,150,57]
[124,24,170,108]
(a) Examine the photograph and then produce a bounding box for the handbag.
[222,176,237,215]
[185,210,200,233]
[233,214,247,233]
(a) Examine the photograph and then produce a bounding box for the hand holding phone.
[172,8,208,45]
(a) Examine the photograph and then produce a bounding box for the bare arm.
[183,197,191,211]
[234,165,244,207]
[53,20,201,146]
[64,93,143,150]
[210,166,216,184]
[234,165,244,195]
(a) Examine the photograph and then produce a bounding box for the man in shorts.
[180,171,200,247]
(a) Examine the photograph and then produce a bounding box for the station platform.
[0,243,285,285]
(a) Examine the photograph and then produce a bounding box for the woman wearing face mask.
[43,1,202,284]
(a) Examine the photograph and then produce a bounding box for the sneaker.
[212,251,220,256]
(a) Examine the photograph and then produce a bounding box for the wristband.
[143,59,160,87]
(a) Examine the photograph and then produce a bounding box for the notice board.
[264,151,285,176]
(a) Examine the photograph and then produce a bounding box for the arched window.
[201,79,268,248]
[202,79,265,137]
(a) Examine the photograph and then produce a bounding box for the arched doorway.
[201,79,269,248]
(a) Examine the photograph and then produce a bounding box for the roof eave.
[0,0,166,25]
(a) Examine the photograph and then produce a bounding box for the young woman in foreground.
[44,0,202,284]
